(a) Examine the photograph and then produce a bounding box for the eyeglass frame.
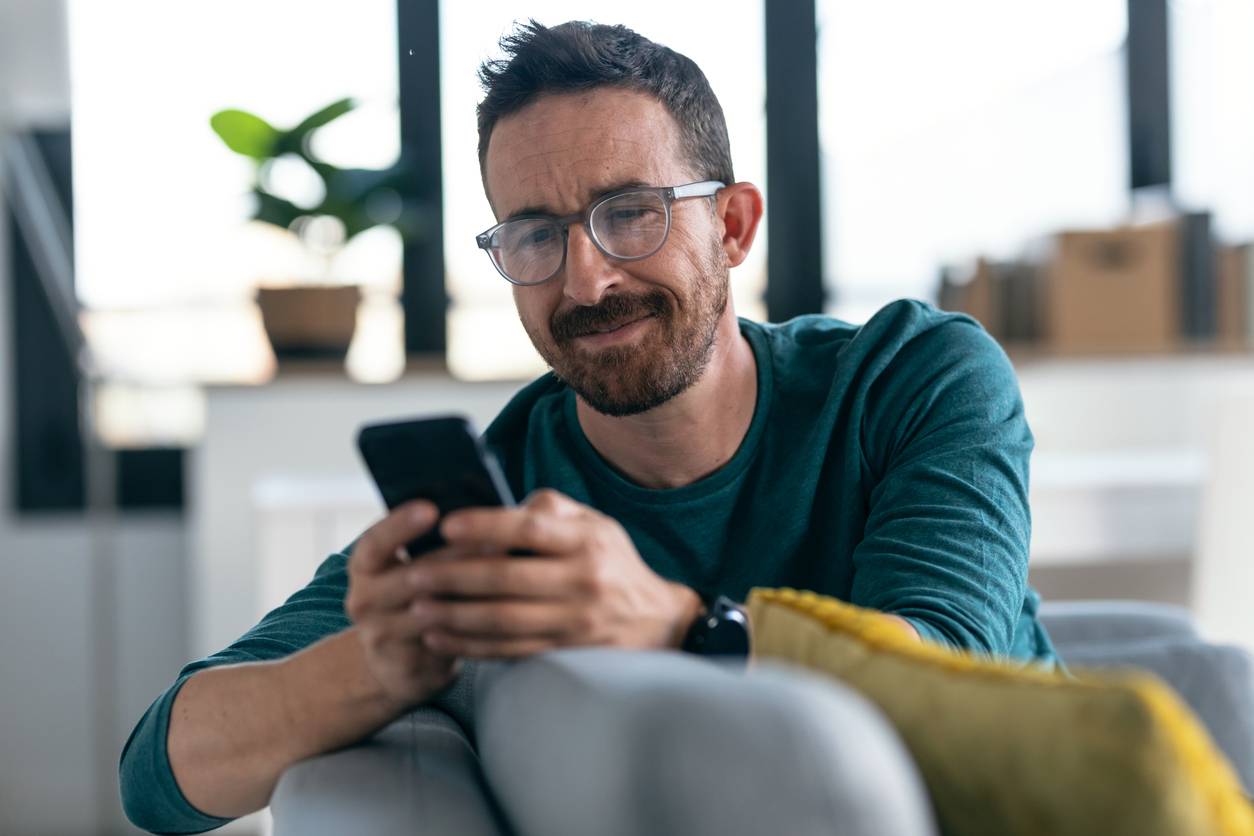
[474,180,726,286]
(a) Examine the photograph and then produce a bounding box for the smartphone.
[356,415,516,558]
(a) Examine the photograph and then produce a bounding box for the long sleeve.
[849,315,1035,657]
[119,551,352,834]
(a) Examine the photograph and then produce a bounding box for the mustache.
[550,291,670,342]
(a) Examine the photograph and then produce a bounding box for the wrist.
[293,629,412,727]
[666,583,706,649]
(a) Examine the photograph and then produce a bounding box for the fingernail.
[441,517,466,538]
[410,503,434,525]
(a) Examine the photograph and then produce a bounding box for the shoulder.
[746,299,1005,393]
[747,298,994,360]
[854,300,1029,470]
[779,298,1016,400]
[851,298,999,369]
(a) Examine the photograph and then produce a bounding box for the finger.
[423,630,559,660]
[346,569,423,617]
[407,556,580,599]
[348,538,495,619]
[422,542,499,562]
[439,505,585,555]
[350,501,438,575]
[522,488,583,516]
[409,598,580,638]
[360,609,435,645]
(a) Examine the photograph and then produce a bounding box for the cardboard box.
[1044,222,1180,353]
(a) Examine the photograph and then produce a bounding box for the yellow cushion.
[746,588,1254,836]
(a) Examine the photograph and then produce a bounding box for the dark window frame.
[765,0,826,321]
[397,0,447,357]
[7,129,184,513]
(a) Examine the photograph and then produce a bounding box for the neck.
[575,307,758,489]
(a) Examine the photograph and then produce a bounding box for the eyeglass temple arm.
[671,180,725,199]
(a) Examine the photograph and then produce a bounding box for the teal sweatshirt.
[119,299,1055,833]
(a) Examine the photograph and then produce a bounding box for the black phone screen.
[356,415,515,557]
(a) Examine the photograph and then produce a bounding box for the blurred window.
[1171,0,1254,242]
[68,0,405,398]
[816,0,1129,323]
[67,1,766,441]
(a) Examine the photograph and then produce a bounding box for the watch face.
[689,598,750,657]
[705,617,751,657]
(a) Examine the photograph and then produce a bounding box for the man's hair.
[476,20,735,187]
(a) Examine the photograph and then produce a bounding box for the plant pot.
[255,285,362,362]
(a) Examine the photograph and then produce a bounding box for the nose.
[560,223,621,306]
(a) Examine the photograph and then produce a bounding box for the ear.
[716,182,764,269]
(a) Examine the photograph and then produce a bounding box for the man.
[121,20,1054,836]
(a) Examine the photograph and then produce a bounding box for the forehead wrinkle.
[497,126,650,161]
[522,154,662,185]
[510,137,654,172]
[506,155,669,216]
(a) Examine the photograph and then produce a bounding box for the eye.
[602,204,664,230]
[502,220,560,251]
[525,227,555,245]
[608,207,650,223]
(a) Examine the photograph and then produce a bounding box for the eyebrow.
[504,179,653,222]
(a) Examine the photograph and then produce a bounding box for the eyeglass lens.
[489,190,670,284]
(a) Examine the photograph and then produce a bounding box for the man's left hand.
[403,489,703,659]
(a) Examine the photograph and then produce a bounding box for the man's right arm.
[167,626,421,818]
[123,500,458,830]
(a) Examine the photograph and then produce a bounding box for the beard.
[522,239,729,417]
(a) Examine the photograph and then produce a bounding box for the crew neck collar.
[561,318,774,505]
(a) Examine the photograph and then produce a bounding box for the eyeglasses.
[475,180,725,286]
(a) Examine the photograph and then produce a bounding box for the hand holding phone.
[356,415,515,559]
[343,502,463,708]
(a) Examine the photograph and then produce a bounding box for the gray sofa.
[269,601,1254,835]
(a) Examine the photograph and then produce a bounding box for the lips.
[585,314,652,336]
[550,290,670,344]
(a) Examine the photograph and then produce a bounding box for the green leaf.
[209,109,279,160]
[291,97,357,136]
[275,98,357,156]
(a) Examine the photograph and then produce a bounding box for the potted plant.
[210,98,422,364]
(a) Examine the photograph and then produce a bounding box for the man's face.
[483,88,730,417]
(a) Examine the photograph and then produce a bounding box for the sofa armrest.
[270,706,508,836]
[1038,599,1198,649]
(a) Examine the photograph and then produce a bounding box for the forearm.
[167,627,408,818]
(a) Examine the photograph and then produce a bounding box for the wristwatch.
[681,595,751,658]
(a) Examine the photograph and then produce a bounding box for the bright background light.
[817,0,1129,322]
[68,1,766,393]
[64,1,1254,436]
[67,0,403,389]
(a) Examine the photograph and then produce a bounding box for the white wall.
[1,2,190,833]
